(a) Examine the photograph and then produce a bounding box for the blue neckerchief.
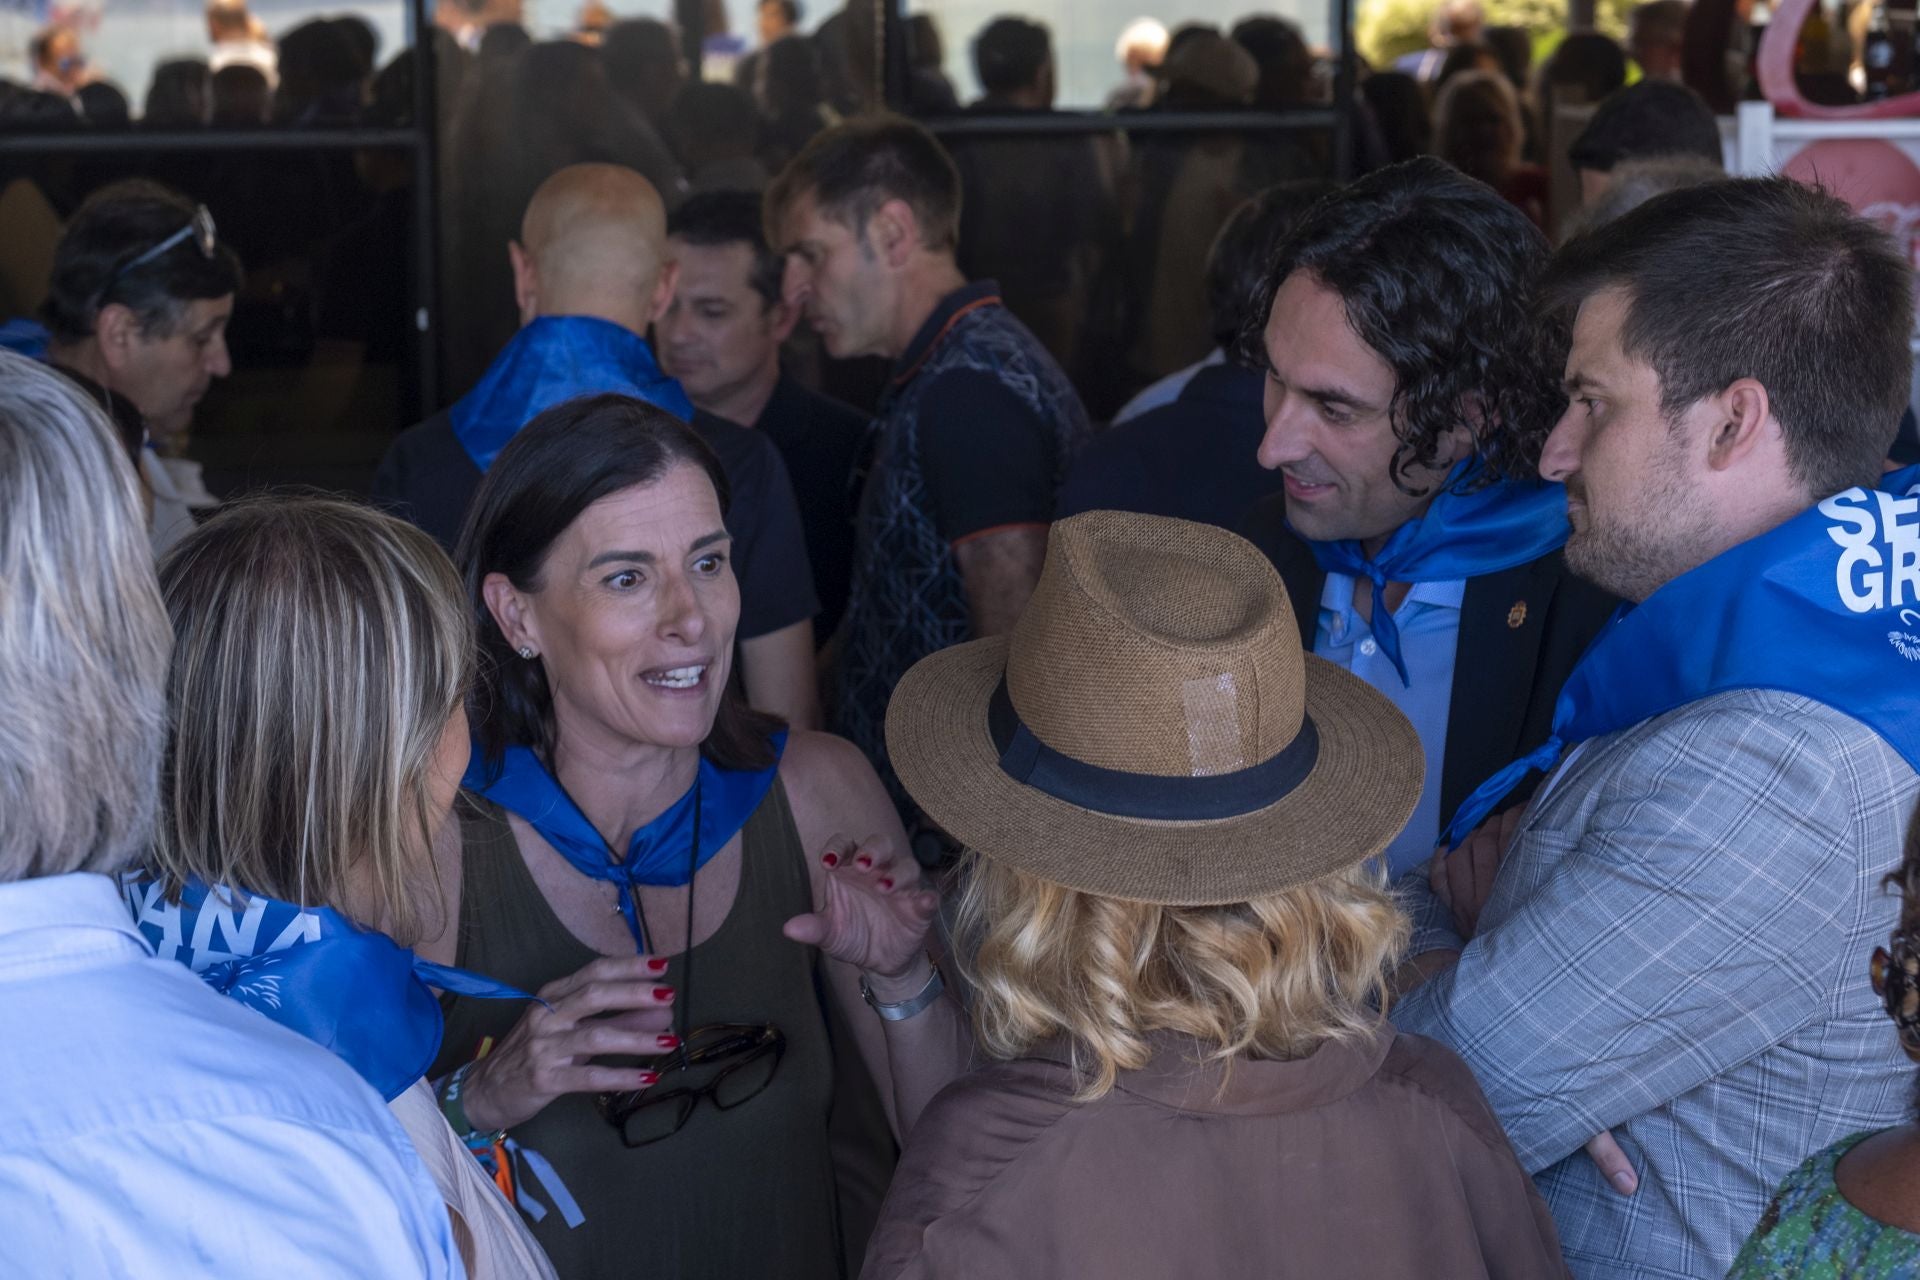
[124,876,533,1102]
[1301,461,1571,686]
[463,732,787,952]
[448,315,695,471]
[1443,464,1920,848]
[0,317,49,359]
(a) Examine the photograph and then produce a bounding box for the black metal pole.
[880,0,908,109]
[409,0,440,414]
[1335,0,1356,178]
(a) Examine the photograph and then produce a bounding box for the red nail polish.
[653,986,675,1001]
[638,1071,661,1086]
[656,1034,680,1049]
[855,855,873,870]
[878,877,894,890]
[646,958,669,973]
[822,852,839,867]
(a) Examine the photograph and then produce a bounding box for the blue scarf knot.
[125,877,532,1101]
[1443,463,1920,848]
[1302,461,1572,686]
[462,732,787,953]
[449,315,695,471]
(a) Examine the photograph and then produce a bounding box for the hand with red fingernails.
[782,832,943,1003]
[458,953,683,1134]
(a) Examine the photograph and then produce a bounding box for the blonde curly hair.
[953,849,1409,1100]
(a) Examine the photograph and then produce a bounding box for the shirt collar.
[1322,572,1468,616]
[891,280,1002,388]
[1030,1023,1395,1115]
[0,873,152,978]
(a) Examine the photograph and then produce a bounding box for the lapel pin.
[1506,601,1528,629]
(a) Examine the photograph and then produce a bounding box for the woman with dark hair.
[1433,71,1546,228]
[419,394,969,1280]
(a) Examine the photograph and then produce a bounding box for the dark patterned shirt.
[832,281,1089,816]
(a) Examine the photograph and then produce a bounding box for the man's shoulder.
[1618,688,1907,759]
[2,955,406,1146]
[379,409,465,472]
[0,962,450,1273]
[370,409,481,549]
[690,407,771,467]
[764,377,868,445]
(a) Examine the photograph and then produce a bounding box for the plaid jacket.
[1392,689,1919,1280]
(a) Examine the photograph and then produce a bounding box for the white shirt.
[1110,348,1228,425]
[0,873,465,1279]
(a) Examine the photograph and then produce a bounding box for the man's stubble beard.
[1563,464,1716,604]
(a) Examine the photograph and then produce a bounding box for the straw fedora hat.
[885,511,1424,905]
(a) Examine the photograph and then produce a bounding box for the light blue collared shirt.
[0,873,465,1279]
[1315,573,1466,877]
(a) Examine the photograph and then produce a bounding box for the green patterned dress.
[1727,1132,1920,1278]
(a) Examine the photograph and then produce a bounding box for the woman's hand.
[782,832,940,982]
[459,954,680,1133]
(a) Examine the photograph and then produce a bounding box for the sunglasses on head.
[596,1021,786,1149]
[94,205,218,307]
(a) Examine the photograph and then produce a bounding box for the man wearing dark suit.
[1238,157,1616,877]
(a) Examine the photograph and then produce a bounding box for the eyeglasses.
[596,1022,785,1148]
[93,205,218,307]
[1872,933,1920,1059]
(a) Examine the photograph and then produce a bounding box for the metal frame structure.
[0,0,1353,415]
[0,0,439,408]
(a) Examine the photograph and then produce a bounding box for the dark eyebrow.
[587,549,655,569]
[1563,370,1603,396]
[585,530,730,570]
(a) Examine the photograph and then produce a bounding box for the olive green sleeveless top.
[434,781,893,1280]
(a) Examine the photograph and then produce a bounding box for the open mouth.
[642,664,708,691]
[1283,472,1335,499]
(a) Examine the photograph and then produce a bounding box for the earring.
[518,646,536,660]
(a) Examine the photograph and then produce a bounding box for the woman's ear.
[483,572,541,657]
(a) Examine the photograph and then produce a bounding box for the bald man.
[374,162,823,728]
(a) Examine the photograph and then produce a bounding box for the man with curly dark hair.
[1237,156,1615,878]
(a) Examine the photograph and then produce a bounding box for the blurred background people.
[659,189,867,643]
[1627,0,1688,80]
[1396,0,1484,82]
[1433,69,1545,226]
[1107,15,1168,108]
[206,0,278,87]
[31,25,91,99]
[1061,179,1335,529]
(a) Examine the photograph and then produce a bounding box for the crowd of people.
[3,0,1788,431]
[5,0,1920,1276]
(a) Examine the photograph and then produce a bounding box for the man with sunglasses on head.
[34,181,240,455]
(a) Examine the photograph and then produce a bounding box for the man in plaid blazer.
[1391,179,1920,1278]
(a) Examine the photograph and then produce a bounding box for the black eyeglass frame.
[92,204,218,310]
[596,1022,786,1149]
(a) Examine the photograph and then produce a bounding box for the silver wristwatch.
[860,959,944,1021]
